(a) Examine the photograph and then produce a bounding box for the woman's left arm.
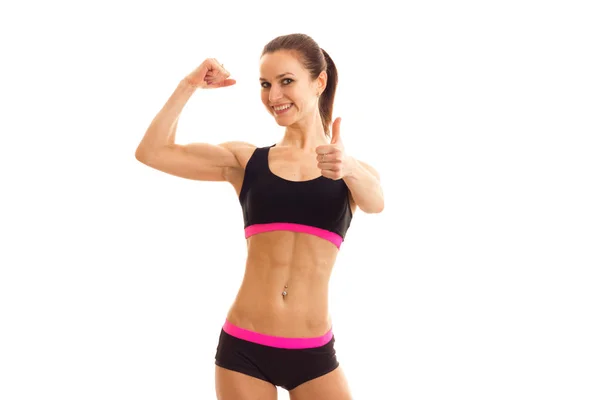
[316,117,384,214]
[343,157,384,214]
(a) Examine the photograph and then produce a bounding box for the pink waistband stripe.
[244,222,343,248]
[223,319,333,349]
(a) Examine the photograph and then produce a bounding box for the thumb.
[330,117,342,144]
[217,78,237,87]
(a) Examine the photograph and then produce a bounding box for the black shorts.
[214,319,340,391]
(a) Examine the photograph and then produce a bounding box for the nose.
[268,85,283,104]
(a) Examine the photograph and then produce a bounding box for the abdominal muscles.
[226,231,339,337]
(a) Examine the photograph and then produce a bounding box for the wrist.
[180,77,200,90]
[344,156,360,179]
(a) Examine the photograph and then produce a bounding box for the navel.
[282,284,288,298]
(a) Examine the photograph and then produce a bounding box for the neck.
[279,111,329,152]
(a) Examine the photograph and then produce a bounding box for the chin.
[274,119,294,127]
[266,110,295,126]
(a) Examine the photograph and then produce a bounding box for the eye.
[261,78,294,88]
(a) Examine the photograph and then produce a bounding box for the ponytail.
[319,48,338,137]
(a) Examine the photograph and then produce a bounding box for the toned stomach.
[225,230,339,338]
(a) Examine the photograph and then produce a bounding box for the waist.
[228,269,331,338]
[222,318,333,348]
[232,276,330,315]
[226,304,332,339]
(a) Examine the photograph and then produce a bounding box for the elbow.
[360,200,384,214]
[371,202,385,214]
[135,148,144,161]
[135,145,153,162]
[135,150,148,164]
[370,194,385,213]
[135,143,146,160]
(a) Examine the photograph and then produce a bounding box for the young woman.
[135,33,384,400]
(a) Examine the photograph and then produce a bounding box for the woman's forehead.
[259,51,304,77]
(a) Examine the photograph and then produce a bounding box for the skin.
[225,50,369,337]
[218,50,382,399]
[136,49,384,399]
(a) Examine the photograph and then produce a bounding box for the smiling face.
[259,50,325,127]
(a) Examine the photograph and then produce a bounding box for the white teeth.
[274,104,292,111]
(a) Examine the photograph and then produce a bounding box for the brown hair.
[261,33,338,137]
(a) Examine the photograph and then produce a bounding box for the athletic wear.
[215,320,339,391]
[216,145,347,390]
[239,145,353,248]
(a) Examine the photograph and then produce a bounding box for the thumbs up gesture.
[316,117,356,180]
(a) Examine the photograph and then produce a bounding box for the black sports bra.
[238,145,353,248]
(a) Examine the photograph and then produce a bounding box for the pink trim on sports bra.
[223,319,333,349]
[244,222,343,248]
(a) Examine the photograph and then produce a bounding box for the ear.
[317,70,327,94]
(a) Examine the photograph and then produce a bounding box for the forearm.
[135,79,197,157]
[343,157,384,213]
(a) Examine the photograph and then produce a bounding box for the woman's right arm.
[135,62,252,182]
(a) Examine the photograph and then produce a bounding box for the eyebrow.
[259,72,295,81]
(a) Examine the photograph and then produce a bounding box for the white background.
[1,0,599,399]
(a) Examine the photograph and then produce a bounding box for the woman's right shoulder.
[219,141,270,190]
[219,141,260,169]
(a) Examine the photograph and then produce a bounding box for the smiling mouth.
[273,103,293,115]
